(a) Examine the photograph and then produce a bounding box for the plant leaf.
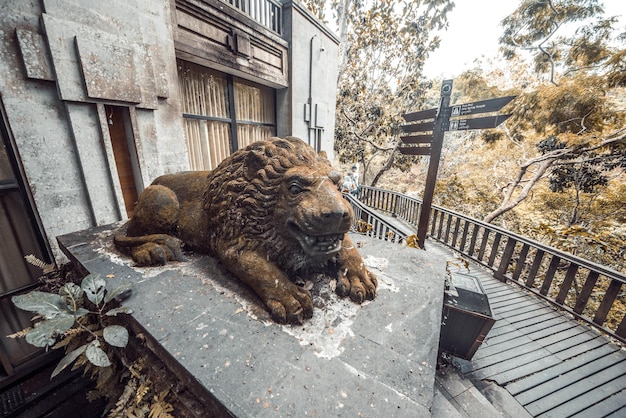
[81,274,107,306]
[51,344,88,379]
[104,283,133,304]
[86,340,111,367]
[105,306,133,316]
[103,325,129,348]
[12,291,72,319]
[59,283,84,312]
[25,314,75,348]
[74,308,90,318]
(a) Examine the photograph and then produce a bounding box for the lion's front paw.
[265,284,314,324]
[336,261,378,304]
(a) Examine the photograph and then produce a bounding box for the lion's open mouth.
[302,233,343,253]
[287,222,344,257]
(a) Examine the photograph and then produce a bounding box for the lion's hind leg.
[114,184,186,266]
[114,234,186,266]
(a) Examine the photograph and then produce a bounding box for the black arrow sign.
[446,114,512,131]
[449,95,516,118]
[399,146,431,156]
[403,107,437,122]
[400,121,435,133]
[400,134,432,144]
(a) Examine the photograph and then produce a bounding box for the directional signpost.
[399,80,515,249]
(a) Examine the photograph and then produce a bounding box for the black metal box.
[439,272,495,360]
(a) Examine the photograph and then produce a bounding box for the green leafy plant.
[11,273,132,379]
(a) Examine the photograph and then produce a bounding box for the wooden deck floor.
[429,242,626,418]
[363,209,626,417]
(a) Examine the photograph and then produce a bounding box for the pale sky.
[423,0,625,79]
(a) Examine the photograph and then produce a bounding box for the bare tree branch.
[483,129,625,223]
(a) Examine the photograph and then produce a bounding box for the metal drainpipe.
[308,34,317,149]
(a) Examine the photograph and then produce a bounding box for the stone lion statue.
[114,136,377,324]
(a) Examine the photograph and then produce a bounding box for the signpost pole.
[399,83,513,248]
[416,80,452,249]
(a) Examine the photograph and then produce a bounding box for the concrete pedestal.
[58,224,446,417]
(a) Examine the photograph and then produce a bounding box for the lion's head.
[204,137,353,271]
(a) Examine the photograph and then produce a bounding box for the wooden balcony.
[354,186,626,345]
[222,0,283,34]
[348,187,626,416]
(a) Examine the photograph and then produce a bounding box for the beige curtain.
[234,80,275,148]
[178,60,276,169]
[178,61,231,170]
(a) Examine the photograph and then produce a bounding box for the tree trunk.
[568,186,581,227]
[369,148,398,187]
[336,0,351,75]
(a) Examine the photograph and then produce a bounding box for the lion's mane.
[204,137,334,268]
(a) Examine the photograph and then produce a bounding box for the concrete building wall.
[0,0,340,261]
[280,1,340,159]
[0,0,187,260]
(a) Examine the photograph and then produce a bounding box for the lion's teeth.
[305,234,343,252]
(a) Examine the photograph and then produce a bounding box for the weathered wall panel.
[76,37,143,104]
[15,29,55,81]
[42,14,159,109]
[65,102,123,225]
[1,93,94,247]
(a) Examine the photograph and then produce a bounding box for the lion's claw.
[265,287,313,324]
[336,263,377,304]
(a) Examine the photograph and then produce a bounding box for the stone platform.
[57,224,447,417]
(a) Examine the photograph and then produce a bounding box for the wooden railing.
[344,193,409,245]
[356,186,626,344]
[222,0,282,34]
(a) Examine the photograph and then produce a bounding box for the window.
[177,60,276,170]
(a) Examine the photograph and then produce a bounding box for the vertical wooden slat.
[414,202,421,228]
[525,249,544,287]
[512,243,530,282]
[487,233,502,267]
[539,255,561,295]
[477,229,490,262]
[451,217,461,248]
[495,237,517,281]
[459,220,470,252]
[434,210,443,237]
[573,271,600,314]
[593,280,622,326]
[443,214,453,243]
[468,223,480,258]
[430,209,438,235]
[615,314,626,339]
[555,263,579,304]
